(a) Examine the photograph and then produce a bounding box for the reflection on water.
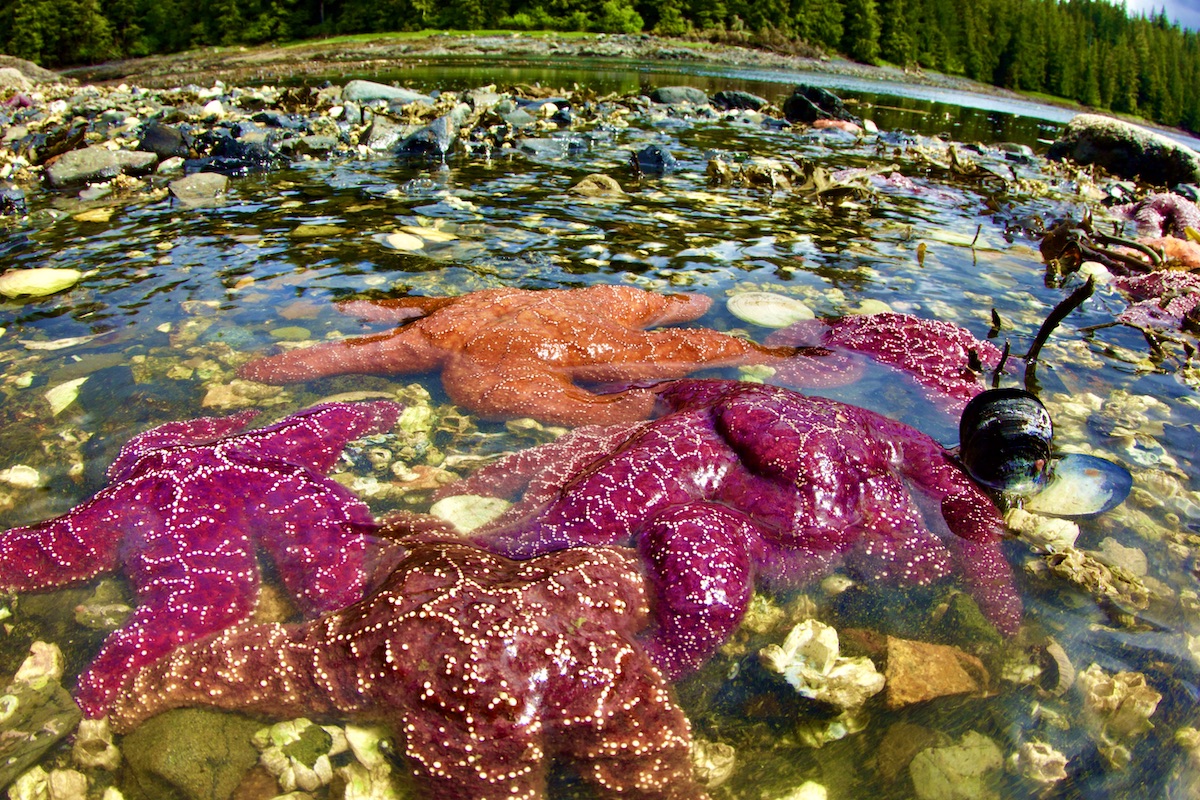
[1,61,1199,798]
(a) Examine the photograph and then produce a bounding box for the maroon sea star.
[1114,270,1200,330]
[237,285,794,426]
[765,312,1003,413]
[109,540,707,800]
[0,401,402,718]
[428,380,1021,679]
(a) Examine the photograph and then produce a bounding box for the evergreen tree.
[877,0,914,66]
[841,0,880,63]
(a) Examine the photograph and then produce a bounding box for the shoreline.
[57,32,1036,100]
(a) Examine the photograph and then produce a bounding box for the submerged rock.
[0,267,82,298]
[883,636,989,709]
[569,173,627,197]
[168,172,228,208]
[0,643,82,791]
[635,143,678,173]
[909,731,1003,800]
[120,708,261,800]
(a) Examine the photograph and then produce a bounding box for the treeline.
[3,0,1200,132]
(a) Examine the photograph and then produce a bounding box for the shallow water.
[2,61,1199,799]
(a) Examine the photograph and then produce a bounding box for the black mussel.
[959,388,1053,495]
[959,388,1133,516]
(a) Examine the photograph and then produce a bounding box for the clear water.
[1,60,1199,798]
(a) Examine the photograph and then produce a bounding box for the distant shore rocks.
[1048,113,1200,186]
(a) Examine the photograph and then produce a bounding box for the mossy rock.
[121,708,263,800]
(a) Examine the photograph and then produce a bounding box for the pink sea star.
[766,312,1004,413]
[0,401,402,717]
[109,540,707,800]
[424,379,1021,680]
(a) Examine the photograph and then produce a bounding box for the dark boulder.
[635,144,678,174]
[138,121,189,159]
[782,85,861,126]
[1047,113,1200,186]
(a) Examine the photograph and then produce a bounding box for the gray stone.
[466,87,503,112]
[343,79,432,106]
[649,86,709,106]
[139,122,189,159]
[0,679,80,790]
[502,108,536,128]
[0,67,31,91]
[169,172,228,208]
[712,90,768,111]
[783,85,860,125]
[114,150,159,176]
[363,114,412,151]
[1048,113,1200,185]
[284,134,338,155]
[0,54,61,84]
[397,102,472,157]
[120,708,261,800]
[45,145,121,188]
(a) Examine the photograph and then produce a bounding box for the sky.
[1121,0,1200,31]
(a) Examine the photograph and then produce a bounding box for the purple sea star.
[1117,192,1200,238]
[427,380,1020,679]
[109,540,707,800]
[766,312,1004,413]
[0,401,402,718]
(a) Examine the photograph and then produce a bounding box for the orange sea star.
[239,285,794,426]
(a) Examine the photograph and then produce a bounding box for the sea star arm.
[564,647,706,800]
[442,358,662,425]
[222,400,401,474]
[75,530,261,717]
[589,285,715,328]
[246,462,383,614]
[569,328,796,383]
[433,422,642,503]
[335,295,459,323]
[873,414,1022,633]
[0,483,141,592]
[636,502,757,680]
[106,409,260,482]
[107,621,337,733]
[238,328,445,384]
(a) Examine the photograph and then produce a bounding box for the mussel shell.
[1023,453,1133,517]
[959,388,1053,495]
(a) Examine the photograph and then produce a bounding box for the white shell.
[377,232,425,251]
[1024,453,1132,517]
[726,292,815,328]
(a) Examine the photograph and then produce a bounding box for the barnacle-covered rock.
[1009,740,1069,786]
[253,717,346,793]
[1077,663,1162,769]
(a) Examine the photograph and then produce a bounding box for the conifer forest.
[2,0,1199,133]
